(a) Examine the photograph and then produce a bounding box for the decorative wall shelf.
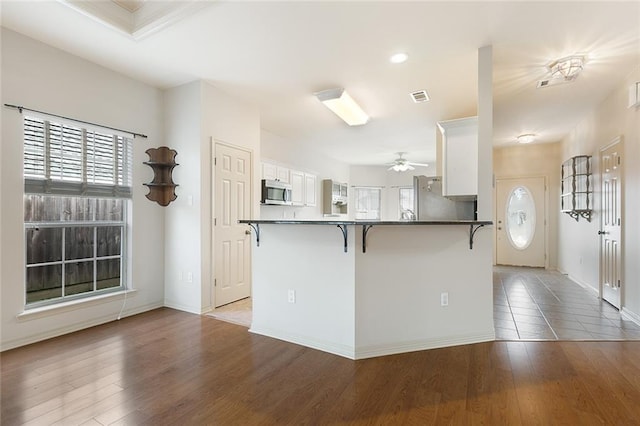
[143,146,178,206]
[561,155,592,222]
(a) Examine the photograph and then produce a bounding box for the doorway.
[213,141,253,307]
[495,177,546,267]
[600,137,624,309]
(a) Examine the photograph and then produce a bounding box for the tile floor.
[494,266,640,340]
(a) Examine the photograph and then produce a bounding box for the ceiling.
[2,1,639,167]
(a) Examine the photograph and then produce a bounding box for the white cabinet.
[290,170,316,207]
[262,162,277,180]
[290,170,305,206]
[262,162,290,183]
[276,167,290,183]
[437,116,478,200]
[304,173,317,207]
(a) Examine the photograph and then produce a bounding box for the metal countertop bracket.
[336,224,348,253]
[362,225,374,253]
[248,223,261,247]
[469,224,486,250]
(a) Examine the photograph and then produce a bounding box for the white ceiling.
[2,1,639,167]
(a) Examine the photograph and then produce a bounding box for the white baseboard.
[354,331,496,360]
[567,274,598,295]
[249,325,356,359]
[163,299,204,315]
[249,325,496,360]
[621,308,640,327]
[1,301,163,352]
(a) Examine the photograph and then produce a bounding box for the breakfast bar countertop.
[238,219,492,226]
[239,219,493,251]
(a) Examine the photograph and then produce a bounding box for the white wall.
[494,142,561,269]
[559,66,640,320]
[163,80,260,313]
[163,81,203,313]
[1,29,165,350]
[260,130,349,220]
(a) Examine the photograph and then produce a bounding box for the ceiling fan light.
[314,88,369,126]
[391,163,413,172]
[548,55,585,80]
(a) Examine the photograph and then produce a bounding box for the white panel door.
[215,143,252,307]
[600,140,623,309]
[496,177,546,267]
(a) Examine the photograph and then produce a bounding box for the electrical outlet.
[441,292,449,307]
[288,289,296,303]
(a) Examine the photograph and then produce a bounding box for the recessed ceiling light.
[390,53,408,64]
[517,134,536,144]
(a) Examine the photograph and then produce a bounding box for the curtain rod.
[4,104,148,139]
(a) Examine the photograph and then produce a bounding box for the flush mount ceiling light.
[314,88,369,126]
[390,52,408,64]
[517,134,536,144]
[548,55,585,80]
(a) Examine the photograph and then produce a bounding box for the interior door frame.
[599,136,624,307]
[211,138,254,309]
[493,174,549,269]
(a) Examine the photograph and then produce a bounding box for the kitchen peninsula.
[240,219,494,359]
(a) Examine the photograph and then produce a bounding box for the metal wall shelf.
[561,155,592,222]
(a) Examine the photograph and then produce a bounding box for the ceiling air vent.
[410,90,430,103]
[536,78,573,89]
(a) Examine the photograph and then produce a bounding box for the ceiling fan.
[386,152,429,172]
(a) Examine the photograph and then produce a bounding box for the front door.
[214,142,252,307]
[496,177,546,267]
[600,138,623,309]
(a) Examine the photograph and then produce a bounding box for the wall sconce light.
[314,88,369,126]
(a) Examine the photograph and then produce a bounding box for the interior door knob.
[598,230,608,235]
[245,230,252,235]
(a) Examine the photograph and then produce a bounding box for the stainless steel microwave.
[261,179,292,205]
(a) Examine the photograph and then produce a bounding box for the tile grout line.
[512,271,559,340]
[498,271,521,339]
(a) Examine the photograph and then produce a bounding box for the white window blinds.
[24,116,132,197]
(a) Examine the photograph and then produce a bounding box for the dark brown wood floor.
[3,308,640,425]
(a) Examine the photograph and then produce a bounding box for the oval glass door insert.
[506,186,536,250]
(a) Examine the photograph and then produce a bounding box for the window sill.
[17,289,137,322]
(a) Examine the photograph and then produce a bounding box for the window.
[23,116,132,307]
[398,187,414,220]
[505,186,536,250]
[354,187,381,220]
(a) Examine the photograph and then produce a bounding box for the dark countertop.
[238,219,493,226]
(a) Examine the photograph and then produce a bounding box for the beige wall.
[1,29,165,350]
[559,66,640,320]
[493,142,561,269]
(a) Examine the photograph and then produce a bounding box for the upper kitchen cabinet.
[304,174,317,207]
[437,116,478,200]
[262,161,290,183]
[290,170,317,207]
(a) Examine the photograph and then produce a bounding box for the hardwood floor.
[3,308,640,425]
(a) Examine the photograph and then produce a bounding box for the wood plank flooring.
[3,308,640,425]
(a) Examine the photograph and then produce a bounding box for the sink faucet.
[400,209,415,220]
